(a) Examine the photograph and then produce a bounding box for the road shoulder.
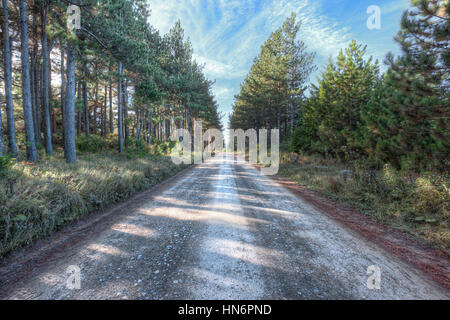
[267,173,450,290]
[0,165,197,298]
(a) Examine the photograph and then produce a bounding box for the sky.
[147,0,411,126]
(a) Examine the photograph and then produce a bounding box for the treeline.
[229,13,316,140]
[0,0,222,163]
[230,0,449,171]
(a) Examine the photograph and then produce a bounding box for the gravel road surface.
[1,154,448,300]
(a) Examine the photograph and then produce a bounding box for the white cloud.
[193,54,247,79]
[147,0,405,124]
[214,87,232,97]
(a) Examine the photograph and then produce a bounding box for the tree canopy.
[1,0,222,163]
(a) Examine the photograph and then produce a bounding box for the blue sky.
[147,0,411,124]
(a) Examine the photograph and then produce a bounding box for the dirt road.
[0,154,448,299]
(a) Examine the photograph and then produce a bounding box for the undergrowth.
[278,152,450,250]
[0,148,187,256]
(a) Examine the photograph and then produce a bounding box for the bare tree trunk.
[19,0,37,162]
[135,108,140,142]
[83,81,89,136]
[147,109,152,145]
[102,84,107,136]
[32,7,42,146]
[160,123,163,141]
[60,44,66,142]
[284,113,287,138]
[277,107,281,130]
[290,102,295,135]
[0,92,2,154]
[109,70,113,134]
[63,43,77,163]
[165,117,170,141]
[187,105,192,134]
[139,111,144,142]
[36,60,42,144]
[31,51,36,134]
[0,101,2,155]
[41,0,53,155]
[124,79,129,145]
[93,82,98,135]
[118,61,123,153]
[77,80,81,137]
[277,102,281,146]
[104,85,107,135]
[2,0,17,156]
[49,53,56,134]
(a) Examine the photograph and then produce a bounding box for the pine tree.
[313,41,379,160]
[19,0,38,162]
[1,0,18,157]
[362,0,449,170]
[282,13,316,134]
[41,0,53,155]
[64,40,77,164]
[2,0,221,163]
[289,93,320,153]
[230,13,315,142]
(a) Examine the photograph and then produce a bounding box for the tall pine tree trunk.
[0,102,2,155]
[109,71,113,134]
[63,43,77,163]
[36,61,42,144]
[117,61,123,153]
[83,81,89,136]
[0,94,2,154]
[147,109,152,145]
[136,109,141,142]
[49,54,56,134]
[124,79,129,144]
[187,97,192,134]
[60,44,66,143]
[165,117,170,141]
[102,84,107,136]
[290,102,295,135]
[77,80,81,137]
[2,0,17,156]
[19,0,37,162]
[160,123,163,141]
[93,82,98,135]
[31,2,41,146]
[41,0,53,155]
[31,51,37,139]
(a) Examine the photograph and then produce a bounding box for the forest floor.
[0,153,448,299]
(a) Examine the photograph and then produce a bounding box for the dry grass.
[278,152,450,250]
[0,152,187,256]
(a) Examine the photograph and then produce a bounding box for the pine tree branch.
[60,0,91,8]
[421,3,450,21]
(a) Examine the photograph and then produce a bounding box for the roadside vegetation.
[0,136,186,256]
[278,152,449,250]
[0,0,222,164]
[231,1,449,249]
[0,0,221,256]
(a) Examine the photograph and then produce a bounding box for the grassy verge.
[278,152,449,250]
[0,150,188,257]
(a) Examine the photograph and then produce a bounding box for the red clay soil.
[271,174,450,290]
